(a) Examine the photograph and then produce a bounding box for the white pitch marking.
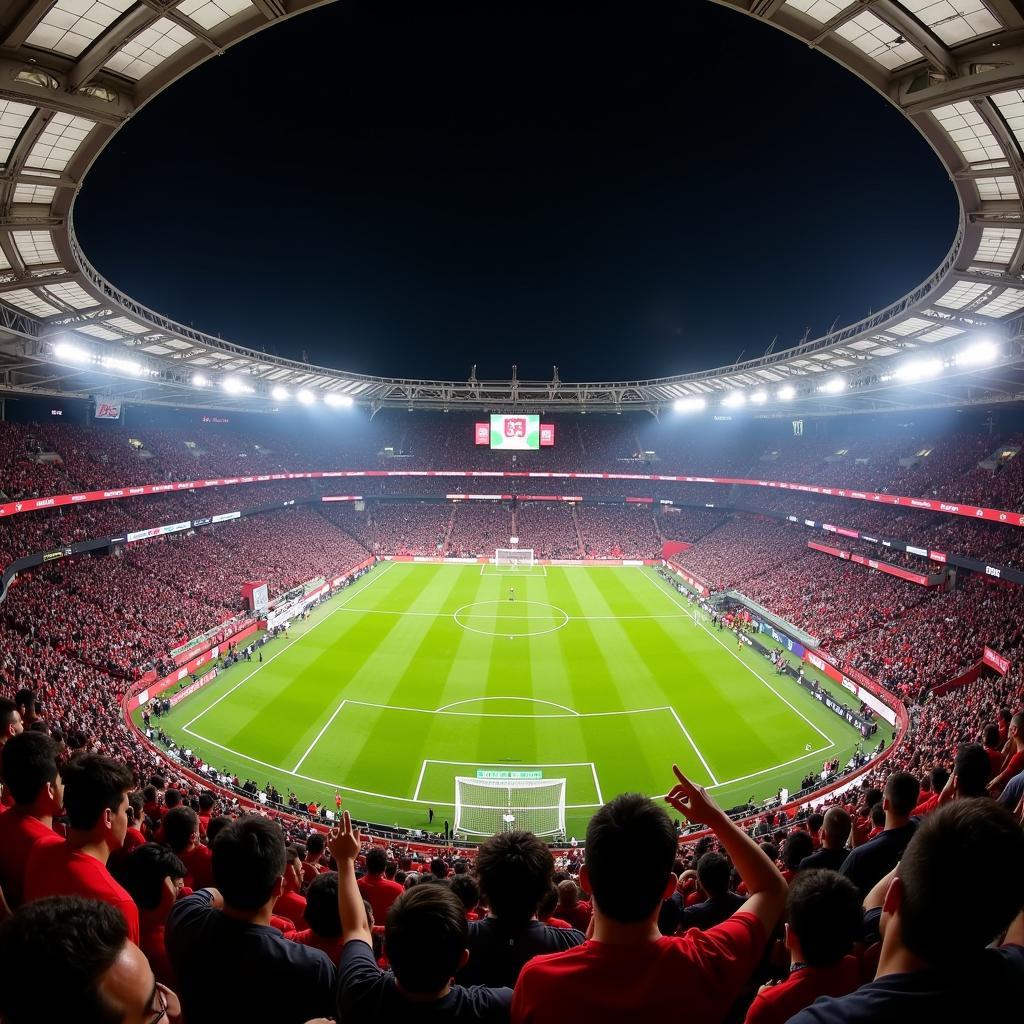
[183,561,396,730]
[589,762,605,805]
[413,759,430,801]
[665,706,720,786]
[292,700,347,773]
[639,568,835,747]
[434,696,580,715]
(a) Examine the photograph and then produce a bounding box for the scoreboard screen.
[474,417,556,449]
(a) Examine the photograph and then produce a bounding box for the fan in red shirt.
[743,870,862,1024]
[555,878,592,932]
[0,732,64,908]
[987,713,1024,797]
[357,845,404,921]
[301,832,329,886]
[163,806,214,890]
[24,753,140,944]
[0,698,24,811]
[285,870,346,963]
[273,845,309,929]
[115,842,188,986]
[512,768,788,1024]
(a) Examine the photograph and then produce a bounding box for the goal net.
[453,776,566,838]
[495,548,535,570]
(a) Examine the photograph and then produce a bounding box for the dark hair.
[787,870,861,966]
[1,731,59,805]
[821,807,852,846]
[696,852,732,899]
[115,844,187,911]
[198,792,216,813]
[476,830,553,922]
[365,846,388,874]
[983,723,1000,747]
[306,832,325,855]
[61,754,134,832]
[127,791,144,825]
[430,857,447,880]
[384,860,398,880]
[585,794,677,922]
[164,789,181,809]
[538,885,559,919]
[206,815,231,845]
[305,872,341,936]
[954,743,992,797]
[884,772,921,818]
[0,698,19,733]
[162,806,199,853]
[385,884,468,993]
[0,896,127,1024]
[898,800,1024,965]
[449,873,480,913]
[212,817,286,911]
[13,688,35,711]
[782,830,814,871]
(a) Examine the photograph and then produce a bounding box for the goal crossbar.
[454,776,565,838]
[495,548,535,568]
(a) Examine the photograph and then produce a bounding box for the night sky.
[73,0,959,383]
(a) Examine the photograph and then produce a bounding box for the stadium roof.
[2,0,1024,415]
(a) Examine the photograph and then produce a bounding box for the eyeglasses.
[147,985,168,1024]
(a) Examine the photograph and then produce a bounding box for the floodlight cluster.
[672,337,1000,414]
[53,341,153,378]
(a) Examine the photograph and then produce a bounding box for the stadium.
[0,1,1023,1022]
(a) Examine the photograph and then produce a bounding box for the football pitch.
[148,562,884,838]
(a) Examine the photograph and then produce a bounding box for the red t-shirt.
[997,749,1024,785]
[512,911,766,1023]
[912,793,940,818]
[177,844,214,890]
[743,956,861,1024]
[986,747,1006,778]
[274,889,308,930]
[139,909,176,986]
[357,873,404,922]
[0,810,63,908]
[558,900,593,932]
[285,927,345,964]
[25,843,140,943]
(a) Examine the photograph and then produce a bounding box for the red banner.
[808,541,943,587]
[982,645,1012,675]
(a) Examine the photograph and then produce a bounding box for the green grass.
[146,563,889,838]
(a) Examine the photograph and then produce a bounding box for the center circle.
[453,600,570,638]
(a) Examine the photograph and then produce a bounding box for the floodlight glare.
[956,339,998,367]
[100,355,143,376]
[222,377,245,394]
[819,376,846,394]
[297,389,316,405]
[894,358,942,382]
[324,393,354,408]
[271,385,290,401]
[192,373,209,387]
[54,341,89,363]
[722,391,746,408]
[673,397,706,413]
[750,391,768,404]
[777,384,796,401]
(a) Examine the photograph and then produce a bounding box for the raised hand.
[326,810,362,864]
[664,765,725,826]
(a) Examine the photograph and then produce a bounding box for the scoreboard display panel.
[490,414,539,450]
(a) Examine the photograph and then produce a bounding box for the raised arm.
[326,812,373,946]
[665,766,787,934]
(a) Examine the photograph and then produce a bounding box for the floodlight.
[223,377,253,395]
[893,358,942,382]
[271,385,290,401]
[818,376,846,394]
[673,397,706,413]
[722,391,746,408]
[54,341,89,363]
[956,339,998,367]
[192,373,209,387]
[324,393,354,408]
[100,355,143,375]
[777,384,796,401]
[297,389,316,405]
[750,391,768,404]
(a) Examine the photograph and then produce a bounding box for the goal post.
[495,547,535,570]
[453,776,566,838]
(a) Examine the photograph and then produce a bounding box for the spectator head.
[821,807,852,850]
[782,830,814,871]
[283,845,303,892]
[870,804,886,829]
[430,857,447,880]
[883,772,920,823]
[476,830,554,923]
[929,766,950,794]
[807,812,824,835]
[860,787,883,813]
[786,869,861,967]
[449,873,480,915]
[404,872,419,890]
[453,859,468,875]
[695,852,732,900]
[212,817,287,913]
[0,697,23,746]
[304,872,341,938]
[883,799,1024,967]
[384,859,398,880]
[305,832,325,858]
[163,789,181,810]
[0,896,165,1024]
[205,815,231,845]
[1010,712,1024,747]
[582,793,677,923]
[365,846,388,875]
[198,792,216,814]
[162,806,199,854]
[62,754,134,852]
[385,884,469,995]
[116,844,186,916]
[954,743,991,798]
[126,791,144,827]
[983,723,1000,748]
[13,688,35,721]
[1,731,62,811]
[556,878,580,910]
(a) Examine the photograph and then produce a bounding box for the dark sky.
[74,0,959,383]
